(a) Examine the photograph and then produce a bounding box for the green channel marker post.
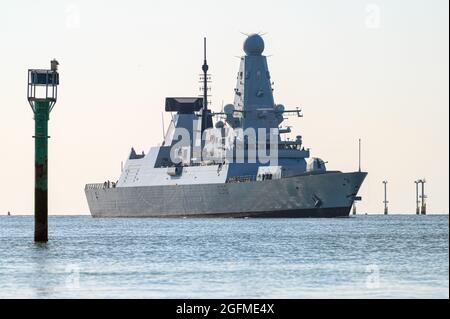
[34,100,50,241]
[27,60,59,242]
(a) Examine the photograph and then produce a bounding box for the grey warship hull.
[85,171,366,218]
[85,34,368,218]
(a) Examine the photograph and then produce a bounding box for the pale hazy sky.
[0,0,448,214]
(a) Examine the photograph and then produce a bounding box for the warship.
[85,34,367,218]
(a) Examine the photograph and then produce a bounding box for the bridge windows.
[258,173,273,181]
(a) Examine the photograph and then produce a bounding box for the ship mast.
[201,37,211,133]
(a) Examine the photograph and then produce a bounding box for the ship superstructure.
[85,34,367,217]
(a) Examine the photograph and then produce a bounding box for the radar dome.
[275,104,285,113]
[224,104,235,116]
[243,34,265,56]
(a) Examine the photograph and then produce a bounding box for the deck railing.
[226,175,256,183]
[85,183,107,190]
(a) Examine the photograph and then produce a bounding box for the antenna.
[200,37,212,133]
[202,37,208,111]
[358,138,361,172]
[161,112,165,141]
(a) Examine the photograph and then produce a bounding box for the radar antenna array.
[200,37,213,132]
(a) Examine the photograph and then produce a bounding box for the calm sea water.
[0,215,448,299]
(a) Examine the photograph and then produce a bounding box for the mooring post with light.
[27,59,60,242]
[382,180,388,215]
[414,180,420,215]
[420,179,426,215]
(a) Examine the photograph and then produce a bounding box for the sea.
[0,214,448,299]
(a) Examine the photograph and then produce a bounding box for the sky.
[0,0,448,214]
